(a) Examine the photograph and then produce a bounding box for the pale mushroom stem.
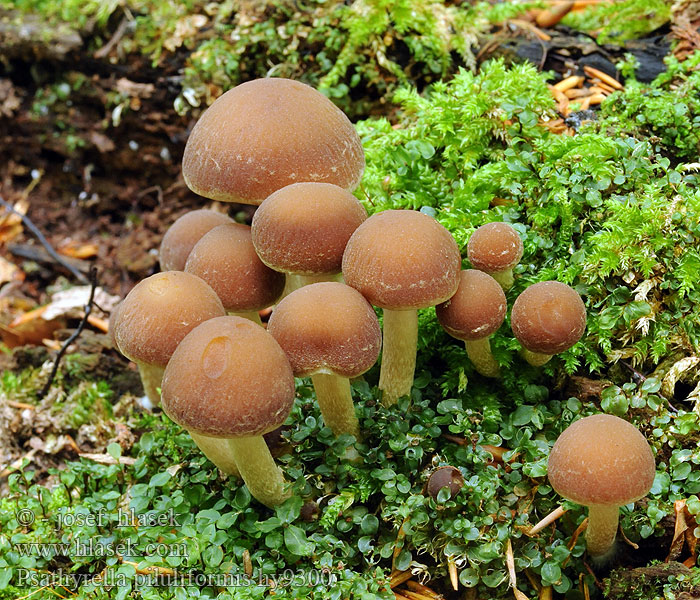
[229,310,262,325]
[283,273,341,298]
[188,431,240,477]
[137,363,166,405]
[379,308,418,407]
[310,372,360,439]
[227,436,290,508]
[521,349,553,367]
[585,504,620,557]
[490,268,514,291]
[464,337,500,378]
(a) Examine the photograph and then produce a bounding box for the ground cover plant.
[1,1,700,599]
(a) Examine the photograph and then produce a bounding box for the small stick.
[390,571,414,588]
[447,556,459,591]
[528,505,567,535]
[564,88,591,99]
[38,266,98,399]
[405,580,443,599]
[553,75,584,92]
[583,66,623,90]
[7,400,35,410]
[399,590,436,600]
[540,586,553,600]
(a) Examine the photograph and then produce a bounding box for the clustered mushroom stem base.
[585,504,620,557]
[283,273,341,298]
[137,363,166,406]
[189,431,240,477]
[464,337,500,378]
[310,372,360,439]
[490,268,515,291]
[379,308,418,407]
[228,310,262,325]
[521,349,552,367]
[227,435,290,508]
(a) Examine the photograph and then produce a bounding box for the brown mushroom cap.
[182,78,365,205]
[510,281,586,355]
[159,209,231,271]
[436,270,506,341]
[267,282,381,378]
[251,182,367,276]
[548,414,655,506]
[113,271,226,366]
[161,316,295,438]
[426,466,465,501]
[342,210,461,310]
[185,223,285,312]
[467,222,524,273]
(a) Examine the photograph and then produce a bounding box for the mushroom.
[111,271,225,405]
[251,182,367,294]
[161,316,296,507]
[435,269,506,377]
[184,223,285,324]
[510,281,586,366]
[159,209,231,271]
[342,210,461,406]
[426,466,465,502]
[182,78,365,205]
[267,282,381,438]
[467,222,523,290]
[547,414,656,557]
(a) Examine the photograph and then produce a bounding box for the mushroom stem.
[227,435,290,507]
[379,308,418,407]
[229,310,262,325]
[585,504,620,557]
[188,431,240,477]
[310,372,360,439]
[490,268,515,291]
[464,337,500,377]
[137,363,166,405]
[521,348,553,367]
[283,273,341,297]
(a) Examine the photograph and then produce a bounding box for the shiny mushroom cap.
[161,316,295,438]
[251,182,367,276]
[342,210,461,310]
[436,270,506,341]
[185,223,285,312]
[159,209,231,271]
[467,222,524,273]
[113,271,225,367]
[548,414,655,507]
[426,466,465,501]
[267,282,381,378]
[510,281,586,355]
[182,78,365,205]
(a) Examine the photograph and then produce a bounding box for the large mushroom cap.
[267,282,381,378]
[161,316,295,438]
[113,271,225,366]
[185,223,285,312]
[511,281,586,355]
[159,209,231,271]
[182,78,365,205]
[467,222,524,273]
[548,414,655,506]
[251,182,367,276]
[342,210,461,310]
[436,270,506,341]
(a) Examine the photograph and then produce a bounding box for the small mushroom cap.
[251,182,367,276]
[267,282,381,378]
[159,209,231,271]
[467,222,524,273]
[185,223,285,312]
[426,466,465,501]
[182,78,365,205]
[113,271,225,367]
[161,316,295,438]
[436,270,506,341]
[342,210,461,310]
[548,414,655,506]
[511,281,586,355]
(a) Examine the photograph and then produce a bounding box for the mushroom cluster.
[110,77,601,512]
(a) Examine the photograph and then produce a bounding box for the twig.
[528,505,567,535]
[38,266,98,399]
[0,195,88,284]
